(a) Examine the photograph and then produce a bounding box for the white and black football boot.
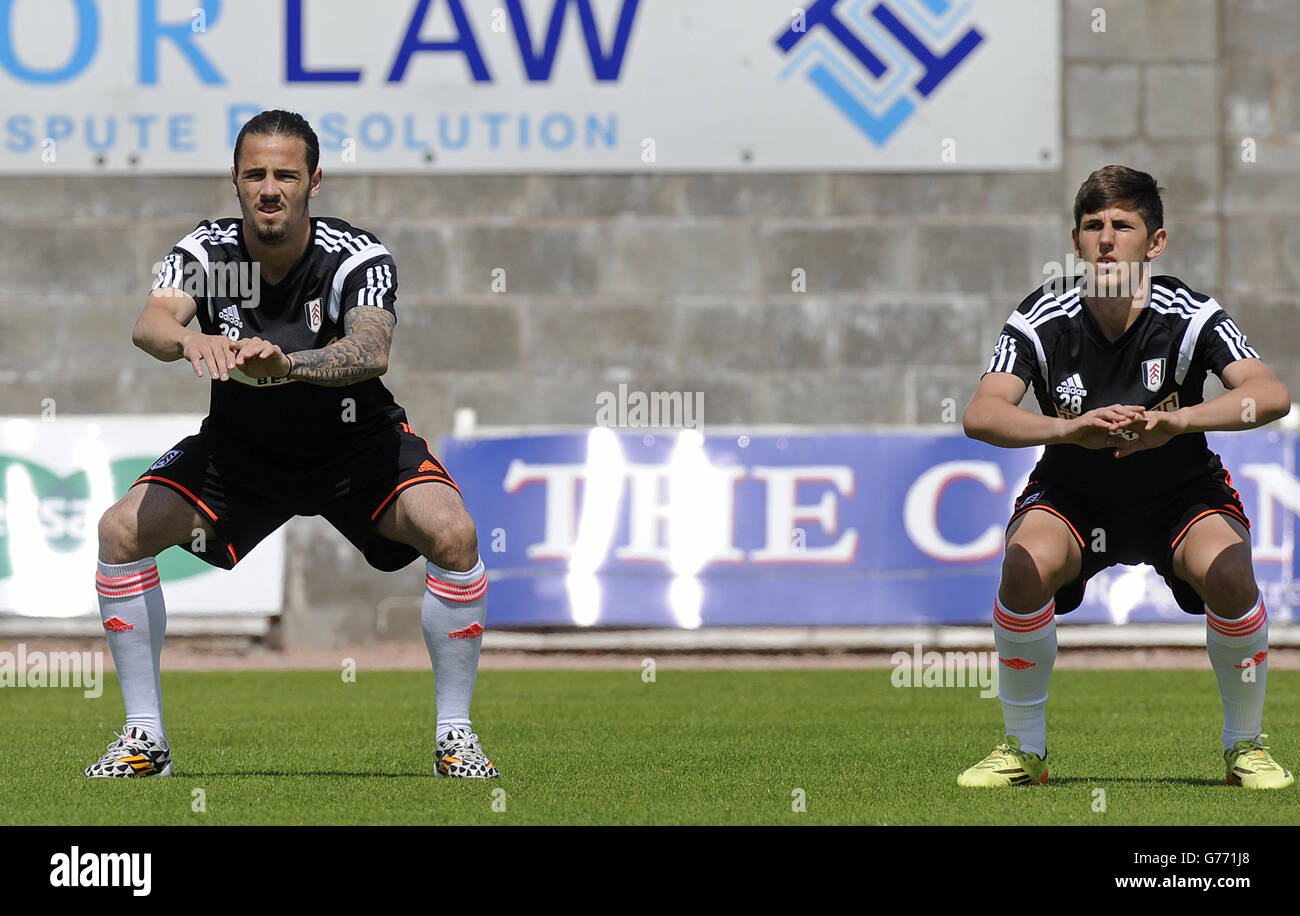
[84,726,173,778]
[436,727,498,778]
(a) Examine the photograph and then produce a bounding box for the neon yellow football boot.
[957,735,1048,787]
[1225,734,1293,789]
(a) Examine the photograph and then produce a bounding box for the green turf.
[2,668,1298,824]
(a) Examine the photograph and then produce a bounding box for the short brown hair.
[234,109,320,175]
[1072,165,1163,234]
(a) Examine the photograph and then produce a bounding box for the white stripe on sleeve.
[1216,317,1260,361]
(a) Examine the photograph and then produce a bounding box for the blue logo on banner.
[774,0,984,146]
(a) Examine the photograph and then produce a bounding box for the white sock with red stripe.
[95,558,167,739]
[993,595,1057,759]
[422,557,488,743]
[1205,593,1269,749]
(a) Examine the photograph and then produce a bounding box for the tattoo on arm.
[285,307,395,387]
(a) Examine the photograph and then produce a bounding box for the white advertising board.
[0,415,284,618]
[0,0,1059,172]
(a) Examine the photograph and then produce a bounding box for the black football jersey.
[984,275,1260,501]
[152,217,407,466]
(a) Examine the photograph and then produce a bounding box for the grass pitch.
[2,668,1298,825]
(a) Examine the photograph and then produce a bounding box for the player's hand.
[1060,404,1145,450]
[232,337,292,379]
[1112,408,1188,459]
[181,333,240,381]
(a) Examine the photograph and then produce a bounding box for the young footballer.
[959,165,1293,789]
[89,110,497,779]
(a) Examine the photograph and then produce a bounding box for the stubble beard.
[254,221,288,245]
[247,196,304,246]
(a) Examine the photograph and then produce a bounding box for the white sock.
[993,595,1057,758]
[95,558,167,739]
[1205,592,1269,749]
[422,557,488,743]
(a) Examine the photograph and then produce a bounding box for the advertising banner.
[0,0,1059,172]
[0,415,284,618]
[444,428,1299,627]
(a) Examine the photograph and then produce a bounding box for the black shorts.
[133,420,459,572]
[1005,465,1250,615]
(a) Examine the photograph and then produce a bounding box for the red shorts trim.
[134,475,220,522]
[370,473,460,522]
[1009,504,1086,551]
[1170,507,1250,551]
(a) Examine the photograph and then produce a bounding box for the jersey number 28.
[1059,391,1082,414]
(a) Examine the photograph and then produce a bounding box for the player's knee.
[1201,558,1259,619]
[432,511,479,572]
[998,546,1060,612]
[97,505,143,564]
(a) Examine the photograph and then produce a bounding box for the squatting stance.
[959,165,1292,789]
[90,110,497,779]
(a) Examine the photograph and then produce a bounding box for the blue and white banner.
[445,429,1300,628]
[0,0,1059,172]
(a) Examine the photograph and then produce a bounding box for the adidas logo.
[103,617,134,632]
[218,305,243,326]
[418,460,437,472]
[1055,372,1087,397]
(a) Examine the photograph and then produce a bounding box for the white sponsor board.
[0,415,283,617]
[0,0,1059,172]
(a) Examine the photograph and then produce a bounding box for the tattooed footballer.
[88,111,497,780]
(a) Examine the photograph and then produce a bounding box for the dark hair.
[1073,165,1163,234]
[233,109,320,175]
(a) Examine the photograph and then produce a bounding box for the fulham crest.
[305,298,323,333]
[1142,358,1165,392]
